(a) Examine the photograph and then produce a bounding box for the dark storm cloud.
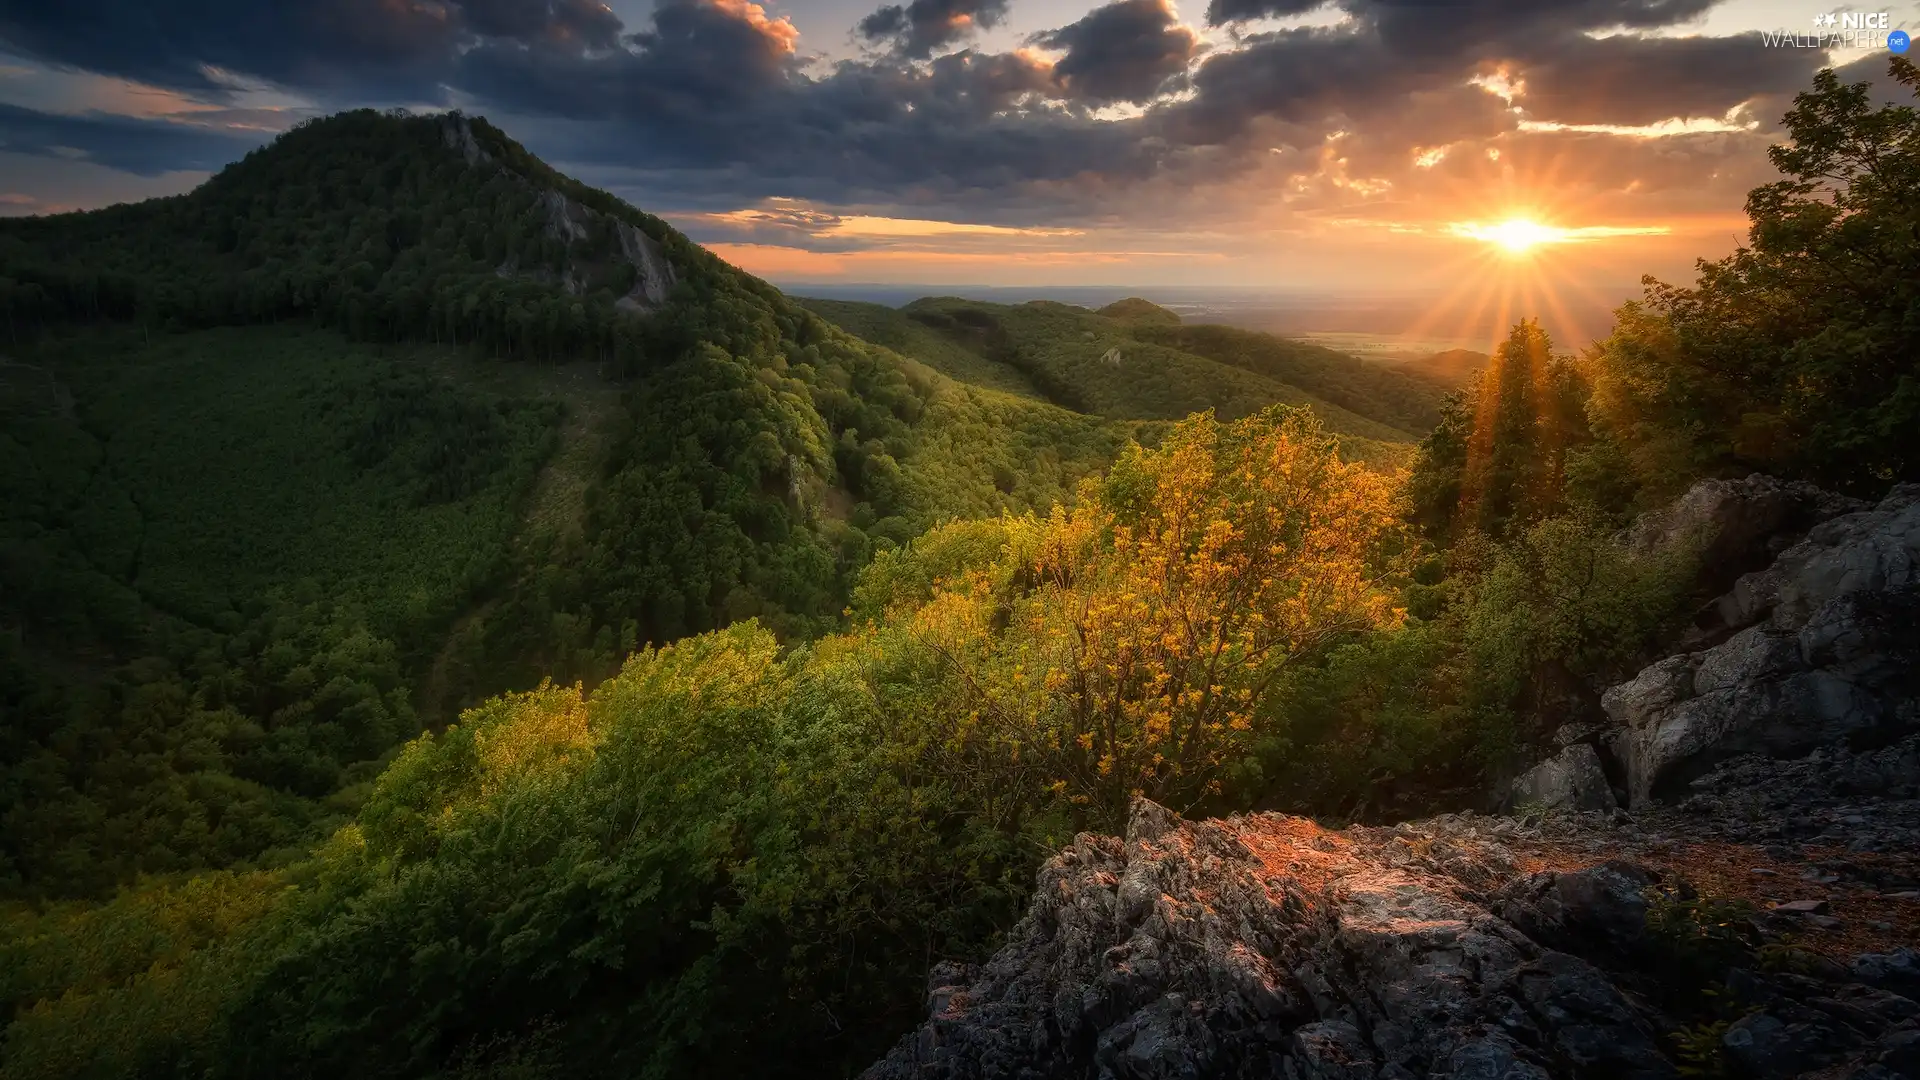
[470,47,1158,208]
[0,0,631,99]
[1203,0,1321,27]
[857,0,1011,59]
[1345,0,1720,51]
[0,0,1840,221]
[1510,31,1817,125]
[0,0,457,97]
[1032,0,1201,106]
[461,0,623,49]
[0,102,269,174]
[1202,0,1716,35]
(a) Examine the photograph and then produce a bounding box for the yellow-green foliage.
[845,296,1418,445]
[0,405,1418,1080]
[794,297,1048,400]
[900,407,1407,826]
[0,871,288,1080]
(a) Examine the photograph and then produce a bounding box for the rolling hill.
[799,294,1432,460]
[1398,347,1491,388]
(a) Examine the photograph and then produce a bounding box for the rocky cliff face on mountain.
[865,476,1920,1080]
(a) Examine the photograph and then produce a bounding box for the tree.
[910,407,1405,827]
[1587,56,1920,494]
[1408,319,1590,543]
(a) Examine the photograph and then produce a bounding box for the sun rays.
[1453,218,1568,254]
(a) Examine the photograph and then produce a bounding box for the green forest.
[1,56,1917,1080]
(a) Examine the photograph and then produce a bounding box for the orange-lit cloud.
[706,241,1228,281]
[697,206,1083,241]
[709,0,801,52]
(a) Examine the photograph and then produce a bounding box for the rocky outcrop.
[442,112,678,313]
[1622,474,1868,600]
[537,186,678,312]
[1511,743,1616,813]
[1604,484,1920,804]
[864,799,1920,1080]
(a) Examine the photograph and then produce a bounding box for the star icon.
[1826,12,1839,25]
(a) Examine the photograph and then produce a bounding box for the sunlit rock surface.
[864,797,1918,1079]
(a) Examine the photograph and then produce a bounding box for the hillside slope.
[794,297,1047,400]
[1400,346,1491,388]
[0,109,1130,898]
[802,294,1435,456]
[1135,321,1449,434]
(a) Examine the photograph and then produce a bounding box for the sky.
[2,0,1916,320]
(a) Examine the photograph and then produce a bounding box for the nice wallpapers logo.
[1762,10,1910,51]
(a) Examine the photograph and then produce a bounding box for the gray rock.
[1603,480,1920,805]
[1493,860,1657,960]
[1717,484,1920,633]
[1722,1004,1859,1078]
[1286,1021,1377,1080]
[1622,474,1867,580]
[1550,723,1602,749]
[1875,1024,1920,1076]
[1512,744,1617,813]
[1854,950,1920,1000]
[863,801,1678,1080]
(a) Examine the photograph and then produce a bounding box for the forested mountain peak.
[1096,297,1181,324]
[0,107,775,365]
[434,113,678,312]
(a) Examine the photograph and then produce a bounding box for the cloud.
[857,0,1010,59]
[0,0,460,99]
[0,101,269,174]
[1508,31,1817,126]
[0,0,1848,239]
[0,0,644,100]
[1031,0,1201,106]
[461,0,623,50]
[1202,0,1323,28]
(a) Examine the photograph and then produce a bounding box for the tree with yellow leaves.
[908,406,1405,829]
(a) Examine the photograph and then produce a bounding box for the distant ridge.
[1400,347,1490,389]
[1097,297,1181,325]
[797,293,1444,454]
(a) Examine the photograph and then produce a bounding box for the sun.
[1479,218,1563,254]
[1444,217,1579,255]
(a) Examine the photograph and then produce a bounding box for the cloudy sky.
[1,0,1914,301]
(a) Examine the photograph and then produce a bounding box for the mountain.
[1095,296,1181,325]
[0,109,1134,899]
[1131,321,1450,434]
[7,59,1916,1080]
[1399,347,1491,388]
[800,294,1426,460]
[793,295,1047,399]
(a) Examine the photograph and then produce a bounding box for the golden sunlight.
[1461,218,1568,254]
[1446,218,1671,256]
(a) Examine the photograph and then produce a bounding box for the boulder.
[863,801,1678,1080]
[1622,474,1867,591]
[866,797,1920,1079]
[1493,860,1657,960]
[1714,483,1920,633]
[1602,482,1920,805]
[1511,743,1616,813]
[1721,1004,1859,1078]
